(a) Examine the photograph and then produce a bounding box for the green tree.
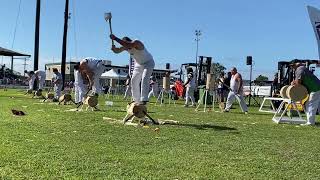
[211,62,226,78]
[255,75,268,81]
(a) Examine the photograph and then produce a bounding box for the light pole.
[195,30,201,82]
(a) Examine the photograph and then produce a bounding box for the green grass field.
[1,89,320,179]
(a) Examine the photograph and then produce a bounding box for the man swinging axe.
[109,34,155,105]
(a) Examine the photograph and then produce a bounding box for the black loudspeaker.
[246,56,252,65]
[165,63,170,70]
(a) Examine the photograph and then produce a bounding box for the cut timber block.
[286,85,308,102]
[127,103,147,118]
[85,96,98,107]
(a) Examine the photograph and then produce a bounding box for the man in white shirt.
[25,70,36,91]
[52,68,63,100]
[110,34,155,105]
[183,67,196,107]
[73,64,86,104]
[78,57,106,96]
[148,76,159,99]
[34,70,46,91]
[223,67,248,114]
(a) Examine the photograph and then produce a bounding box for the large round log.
[127,103,147,118]
[35,90,42,96]
[85,96,98,107]
[280,85,289,99]
[286,85,308,102]
[59,94,72,102]
[47,93,54,99]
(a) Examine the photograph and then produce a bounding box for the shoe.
[244,111,248,115]
[300,122,314,126]
[184,104,189,107]
[191,104,196,107]
[222,109,229,113]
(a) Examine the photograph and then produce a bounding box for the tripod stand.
[155,88,176,106]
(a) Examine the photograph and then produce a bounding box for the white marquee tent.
[100,69,128,79]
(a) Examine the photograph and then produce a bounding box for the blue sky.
[1,0,320,79]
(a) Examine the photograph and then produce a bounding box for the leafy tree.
[255,75,268,81]
[211,62,226,78]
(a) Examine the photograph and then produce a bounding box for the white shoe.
[244,111,248,115]
[300,122,314,126]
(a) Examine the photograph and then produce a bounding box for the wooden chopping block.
[85,96,98,107]
[47,93,54,99]
[286,85,308,102]
[59,94,72,102]
[127,103,147,118]
[35,90,42,96]
[280,85,289,99]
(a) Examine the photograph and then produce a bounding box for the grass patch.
[0,89,320,179]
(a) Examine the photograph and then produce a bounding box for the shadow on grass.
[170,123,238,132]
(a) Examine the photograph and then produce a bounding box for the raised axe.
[104,12,114,46]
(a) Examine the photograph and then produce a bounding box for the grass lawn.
[1,89,320,179]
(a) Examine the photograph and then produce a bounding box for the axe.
[104,12,114,46]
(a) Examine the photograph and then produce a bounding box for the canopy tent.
[100,69,128,96]
[100,69,128,79]
[0,47,31,71]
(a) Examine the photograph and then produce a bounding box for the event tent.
[0,47,31,71]
[100,69,127,79]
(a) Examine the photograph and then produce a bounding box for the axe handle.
[108,19,114,46]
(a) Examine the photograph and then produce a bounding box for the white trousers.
[54,84,62,99]
[74,83,86,103]
[92,62,106,94]
[148,88,159,99]
[305,91,320,125]
[29,79,34,90]
[124,85,131,99]
[131,60,155,102]
[38,77,46,90]
[185,87,195,105]
[225,91,248,112]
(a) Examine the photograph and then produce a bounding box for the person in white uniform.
[79,57,106,96]
[183,67,196,107]
[123,75,132,100]
[292,62,320,126]
[223,67,248,114]
[148,76,159,99]
[52,68,63,100]
[110,34,155,105]
[25,70,36,91]
[34,70,46,91]
[73,64,86,104]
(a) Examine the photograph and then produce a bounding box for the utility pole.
[61,0,69,88]
[195,30,201,84]
[34,0,41,71]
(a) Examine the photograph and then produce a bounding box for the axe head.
[104,12,112,21]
